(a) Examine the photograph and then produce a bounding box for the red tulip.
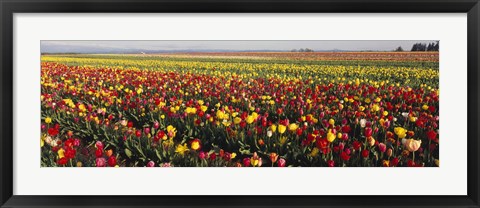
[340,151,351,161]
[135,129,142,138]
[362,149,369,158]
[327,160,335,167]
[353,141,362,150]
[243,157,251,167]
[364,127,373,137]
[427,130,437,141]
[57,157,68,165]
[391,158,399,166]
[95,148,103,158]
[108,156,117,167]
[277,158,286,167]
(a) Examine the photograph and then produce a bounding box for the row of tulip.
[40,53,439,167]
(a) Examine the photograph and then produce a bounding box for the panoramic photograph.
[40,40,439,167]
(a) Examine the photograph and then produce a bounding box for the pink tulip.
[277,158,286,167]
[378,143,387,153]
[96,158,107,167]
[161,163,172,167]
[73,139,80,146]
[147,161,155,167]
[95,141,104,149]
[327,160,335,167]
[243,158,251,167]
[199,151,207,159]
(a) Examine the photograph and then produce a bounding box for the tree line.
[394,41,439,52]
[290,48,314,52]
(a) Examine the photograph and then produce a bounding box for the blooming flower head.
[246,115,255,124]
[157,130,167,141]
[269,152,278,163]
[378,143,387,153]
[175,143,189,155]
[57,148,65,159]
[78,104,87,112]
[360,119,367,128]
[45,117,52,124]
[243,157,251,167]
[328,119,335,125]
[234,117,242,124]
[288,123,299,131]
[108,156,117,167]
[394,127,407,139]
[250,152,262,167]
[167,125,177,138]
[277,158,286,167]
[367,137,376,147]
[270,124,277,133]
[185,107,197,114]
[95,141,104,149]
[190,138,201,151]
[404,139,422,152]
[327,131,336,143]
[96,158,107,167]
[105,149,113,157]
[147,161,155,167]
[161,162,172,167]
[278,124,286,134]
[266,130,273,138]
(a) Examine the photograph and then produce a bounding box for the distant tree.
[419,43,427,51]
[411,42,439,52]
[291,48,314,52]
[411,43,427,51]
[411,44,417,51]
[427,42,435,51]
[394,46,404,52]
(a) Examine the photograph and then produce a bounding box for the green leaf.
[135,144,146,158]
[125,148,132,158]
[239,146,251,155]
[155,149,162,161]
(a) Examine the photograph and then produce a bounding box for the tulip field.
[41,52,439,167]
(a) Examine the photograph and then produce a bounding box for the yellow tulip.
[328,119,335,125]
[278,124,286,134]
[394,127,407,139]
[327,132,336,143]
[288,123,299,131]
[234,117,242,124]
[422,104,429,110]
[175,143,189,155]
[246,115,255,124]
[57,148,65,158]
[270,124,277,133]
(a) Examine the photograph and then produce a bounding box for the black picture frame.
[1,0,479,207]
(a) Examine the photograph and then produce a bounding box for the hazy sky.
[41,40,437,53]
